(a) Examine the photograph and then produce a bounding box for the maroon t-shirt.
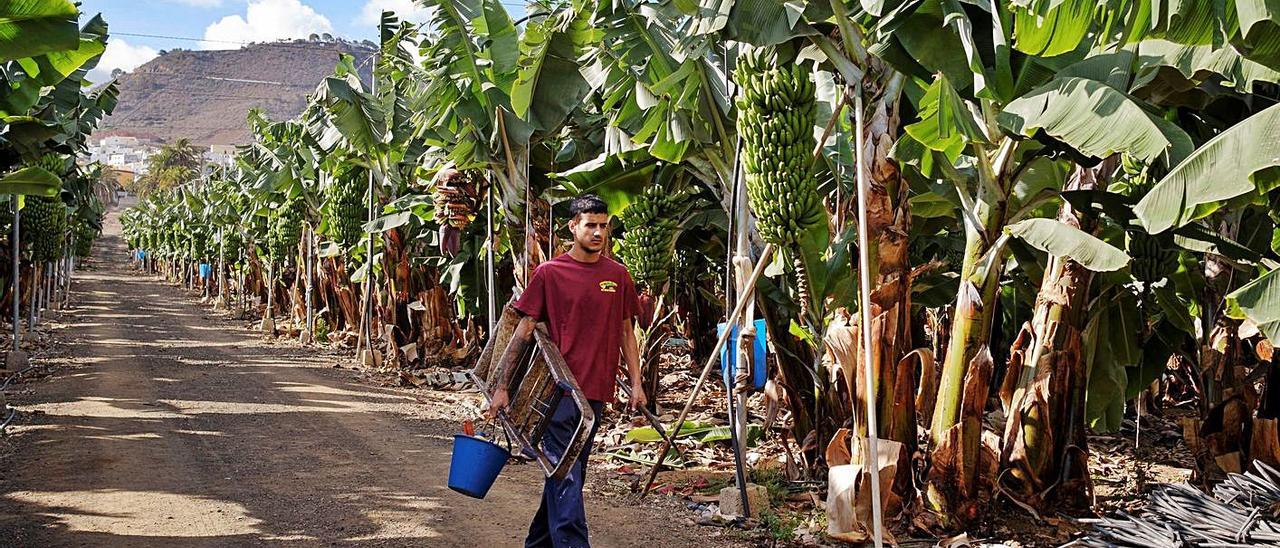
[513,253,640,402]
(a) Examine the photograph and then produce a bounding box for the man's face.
[569,212,610,254]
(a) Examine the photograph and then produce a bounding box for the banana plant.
[413,1,593,287]
[854,0,1271,523]
[1124,100,1280,478]
[300,13,431,355]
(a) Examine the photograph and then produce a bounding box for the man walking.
[486,194,646,548]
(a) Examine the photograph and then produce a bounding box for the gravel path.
[0,206,728,547]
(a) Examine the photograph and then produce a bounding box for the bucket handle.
[475,414,515,455]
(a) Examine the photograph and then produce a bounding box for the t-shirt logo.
[599,280,618,293]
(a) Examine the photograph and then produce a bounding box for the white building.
[88,136,159,175]
[205,144,238,168]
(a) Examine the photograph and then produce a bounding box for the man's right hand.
[485,388,510,420]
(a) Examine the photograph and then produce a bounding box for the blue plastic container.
[717,318,769,391]
[448,434,509,499]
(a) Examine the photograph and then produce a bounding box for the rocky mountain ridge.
[99,39,375,146]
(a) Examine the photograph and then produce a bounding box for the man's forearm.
[493,318,535,392]
[624,343,640,384]
[626,351,642,387]
[622,320,642,387]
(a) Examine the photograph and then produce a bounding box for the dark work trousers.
[524,397,605,548]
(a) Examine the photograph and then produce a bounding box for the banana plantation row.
[0,5,118,366]
[115,0,1280,537]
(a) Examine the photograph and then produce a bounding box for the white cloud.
[88,39,159,83]
[359,0,435,26]
[201,0,334,50]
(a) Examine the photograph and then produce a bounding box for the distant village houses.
[88,135,159,176]
[90,137,240,177]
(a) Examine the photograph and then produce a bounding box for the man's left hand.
[629,383,647,412]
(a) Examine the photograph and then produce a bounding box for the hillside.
[99,40,375,146]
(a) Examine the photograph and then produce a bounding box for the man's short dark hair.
[569,194,608,217]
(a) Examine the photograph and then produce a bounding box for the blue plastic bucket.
[448,434,509,499]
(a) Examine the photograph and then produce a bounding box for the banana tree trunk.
[855,73,916,451]
[932,208,1008,436]
[219,256,230,309]
[925,142,1012,526]
[376,227,412,368]
[326,257,360,333]
[265,263,275,333]
[830,74,918,507]
[998,163,1108,510]
[1186,215,1253,482]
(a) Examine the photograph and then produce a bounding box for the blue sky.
[79,0,439,81]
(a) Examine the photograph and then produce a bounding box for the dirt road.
[0,209,729,547]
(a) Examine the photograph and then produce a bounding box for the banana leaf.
[0,0,79,62]
[0,166,61,197]
[1136,102,1280,234]
[1226,268,1280,345]
[1005,218,1131,272]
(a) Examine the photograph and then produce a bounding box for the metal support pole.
[41,262,48,314]
[37,263,44,316]
[11,200,20,351]
[217,227,225,305]
[49,259,56,307]
[28,263,38,330]
[238,249,246,316]
[62,249,71,307]
[853,88,885,548]
[486,187,496,335]
[63,251,69,303]
[59,249,66,306]
[51,251,60,308]
[266,263,274,323]
[359,168,375,357]
[726,101,752,517]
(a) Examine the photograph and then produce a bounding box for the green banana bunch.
[15,154,69,262]
[1114,154,1177,285]
[23,196,66,262]
[189,224,213,261]
[323,174,365,248]
[1126,230,1179,285]
[74,219,99,258]
[219,229,244,262]
[268,200,304,265]
[35,153,67,177]
[735,48,822,247]
[617,184,686,289]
